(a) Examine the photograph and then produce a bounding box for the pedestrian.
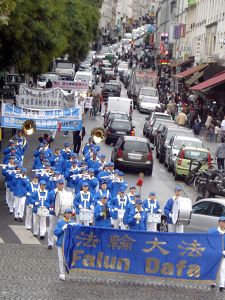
[192,119,201,135]
[215,122,221,142]
[176,110,187,126]
[209,216,225,292]
[73,126,85,155]
[164,185,184,233]
[208,121,215,142]
[54,208,75,281]
[215,138,225,170]
[205,112,212,139]
[46,79,52,89]
[221,115,225,139]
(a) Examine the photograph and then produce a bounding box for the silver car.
[165,135,203,172]
[186,198,225,232]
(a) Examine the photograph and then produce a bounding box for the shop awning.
[185,71,204,86]
[174,63,209,79]
[190,71,225,91]
[170,57,194,68]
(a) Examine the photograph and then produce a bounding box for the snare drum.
[147,213,161,224]
[55,191,73,216]
[172,197,192,225]
[37,206,49,217]
[79,208,93,223]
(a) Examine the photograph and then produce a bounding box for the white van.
[107,97,133,116]
[74,71,95,89]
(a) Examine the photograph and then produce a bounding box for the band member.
[112,187,129,229]
[50,148,64,174]
[45,179,66,250]
[164,185,183,233]
[143,191,161,232]
[209,216,225,292]
[94,195,115,228]
[94,180,112,205]
[123,193,140,226]
[54,208,75,281]
[2,155,16,212]
[74,182,94,225]
[8,164,21,216]
[64,159,79,196]
[87,151,100,176]
[31,180,48,239]
[60,142,72,160]
[85,168,98,196]
[25,174,39,230]
[108,171,128,198]
[97,164,111,184]
[13,167,30,222]
[126,185,136,203]
[127,198,147,231]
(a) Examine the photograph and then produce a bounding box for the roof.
[174,64,208,79]
[181,146,210,152]
[190,71,225,91]
[174,135,202,141]
[124,136,149,142]
[170,57,194,68]
[185,71,204,86]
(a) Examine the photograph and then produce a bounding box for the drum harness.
[80,191,91,209]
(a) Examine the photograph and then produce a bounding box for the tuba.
[91,127,106,144]
[22,120,36,135]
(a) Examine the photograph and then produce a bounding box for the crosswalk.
[0,225,42,245]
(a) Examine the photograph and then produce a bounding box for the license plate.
[128,153,142,160]
[116,131,125,134]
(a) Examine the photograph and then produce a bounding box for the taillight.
[147,151,153,161]
[178,149,185,166]
[207,153,212,168]
[117,148,123,158]
[130,130,135,136]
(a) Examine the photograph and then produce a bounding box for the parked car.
[137,87,159,113]
[138,86,158,103]
[105,119,135,144]
[173,146,212,180]
[155,125,193,164]
[111,136,154,175]
[186,198,225,232]
[101,82,121,102]
[143,112,172,136]
[104,112,130,128]
[165,135,203,172]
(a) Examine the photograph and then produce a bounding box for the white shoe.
[59,275,65,281]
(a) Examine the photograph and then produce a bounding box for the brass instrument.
[91,127,106,144]
[22,120,36,135]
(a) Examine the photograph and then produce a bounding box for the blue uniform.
[74,191,94,214]
[54,219,76,247]
[85,176,98,196]
[50,154,64,174]
[94,202,115,228]
[25,182,39,205]
[143,198,161,214]
[13,175,30,198]
[30,189,49,214]
[108,180,128,198]
[127,207,147,231]
[64,168,79,188]
[94,189,112,205]
[164,197,175,224]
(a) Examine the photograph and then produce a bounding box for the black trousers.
[73,136,81,154]
[217,158,225,170]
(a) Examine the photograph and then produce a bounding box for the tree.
[0,0,18,25]
[0,0,68,75]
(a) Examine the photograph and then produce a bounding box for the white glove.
[79,204,83,209]
[223,250,225,256]
[100,212,104,216]
[158,209,162,213]
[134,213,141,219]
[27,192,31,196]
[169,213,173,218]
[90,205,94,210]
[114,208,118,211]
[35,202,39,205]
[62,224,68,231]
[49,207,54,211]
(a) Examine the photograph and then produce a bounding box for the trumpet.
[6,169,18,174]
[32,169,50,176]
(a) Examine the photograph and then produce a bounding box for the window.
[111,121,131,131]
[123,141,150,153]
[192,201,211,215]
[211,203,225,217]
[183,150,208,160]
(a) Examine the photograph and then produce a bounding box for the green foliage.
[0,0,101,74]
[0,0,18,25]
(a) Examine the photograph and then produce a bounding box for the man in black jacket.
[73,126,85,155]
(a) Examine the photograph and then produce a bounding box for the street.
[0,82,221,299]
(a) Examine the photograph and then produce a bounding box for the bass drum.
[172,197,192,225]
[55,191,73,217]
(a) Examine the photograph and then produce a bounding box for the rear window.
[153,115,172,121]
[174,139,203,150]
[111,121,131,130]
[166,129,193,142]
[110,114,128,120]
[122,141,150,153]
[103,84,119,92]
[183,150,208,160]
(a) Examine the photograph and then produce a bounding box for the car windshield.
[111,121,131,130]
[174,139,203,150]
[123,141,149,153]
[153,115,171,121]
[142,97,158,103]
[183,150,209,160]
[103,84,119,91]
[140,89,158,96]
[56,62,73,69]
[76,75,91,82]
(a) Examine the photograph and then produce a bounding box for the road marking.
[0,237,4,243]
[9,225,41,245]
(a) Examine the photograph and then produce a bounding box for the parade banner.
[16,85,75,109]
[64,225,222,281]
[1,103,82,131]
[53,80,89,91]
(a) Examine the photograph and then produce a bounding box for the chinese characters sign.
[53,80,89,91]
[1,103,82,131]
[64,226,222,281]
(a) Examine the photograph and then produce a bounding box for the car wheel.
[159,153,164,163]
[143,128,146,136]
[167,160,172,172]
[174,171,180,181]
[146,165,153,176]
[164,159,167,167]
[156,150,159,159]
[105,138,109,145]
